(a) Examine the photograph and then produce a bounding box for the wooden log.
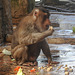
[35,5,75,12]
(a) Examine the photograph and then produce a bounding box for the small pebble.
[57,65,63,70]
[69,68,73,72]
[54,65,57,67]
[47,66,53,71]
[65,67,68,71]
[65,65,67,67]
[43,67,47,70]
[38,67,41,70]
[65,71,69,75]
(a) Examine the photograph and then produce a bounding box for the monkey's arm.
[19,26,54,45]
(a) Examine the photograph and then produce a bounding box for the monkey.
[12,44,28,65]
[11,7,54,65]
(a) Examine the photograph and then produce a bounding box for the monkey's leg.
[12,44,24,55]
[41,40,52,65]
[19,46,28,65]
[12,45,28,65]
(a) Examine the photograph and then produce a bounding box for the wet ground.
[0,12,75,75]
[0,43,75,75]
[50,12,75,30]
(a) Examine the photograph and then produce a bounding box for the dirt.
[0,47,57,75]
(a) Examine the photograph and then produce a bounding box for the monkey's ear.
[33,9,39,19]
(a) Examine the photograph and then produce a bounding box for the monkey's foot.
[33,61,38,66]
[47,61,59,66]
[23,62,37,66]
[51,61,59,64]
[18,62,23,65]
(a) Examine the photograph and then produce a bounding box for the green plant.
[73,27,75,33]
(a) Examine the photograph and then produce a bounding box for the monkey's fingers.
[49,26,53,30]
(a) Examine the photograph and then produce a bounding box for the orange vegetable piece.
[30,68,36,72]
[14,66,21,71]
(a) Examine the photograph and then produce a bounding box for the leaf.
[17,68,24,75]
[2,49,11,55]
[11,59,15,61]
[30,68,36,72]
[14,66,21,71]
[73,27,75,33]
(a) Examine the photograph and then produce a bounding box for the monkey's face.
[33,8,51,32]
[41,13,51,31]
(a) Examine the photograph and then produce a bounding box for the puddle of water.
[37,44,75,67]
[50,14,75,30]
[54,30,73,35]
[48,29,75,38]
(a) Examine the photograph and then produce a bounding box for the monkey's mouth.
[46,25,49,30]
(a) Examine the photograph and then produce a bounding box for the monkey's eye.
[34,11,38,16]
[35,12,37,15]
[45,14,49,18]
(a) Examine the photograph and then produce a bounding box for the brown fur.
[11,7,54,65]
